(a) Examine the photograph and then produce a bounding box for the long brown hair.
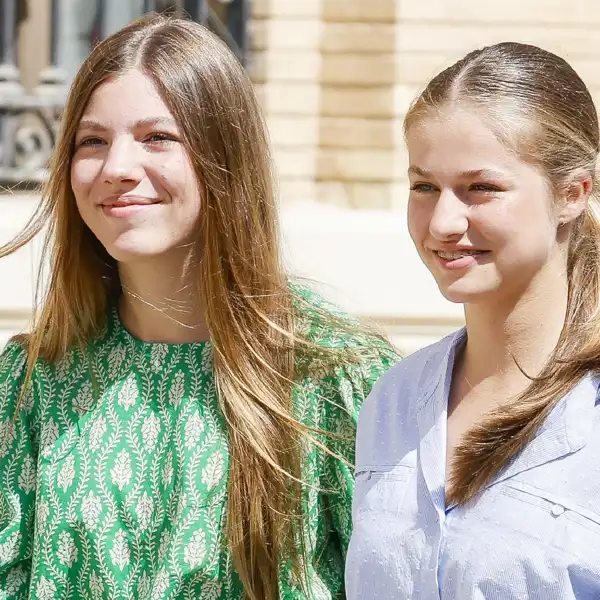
[404,42,600,506]
[1,14,384,599]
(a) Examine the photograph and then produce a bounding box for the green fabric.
[0,290,398,599]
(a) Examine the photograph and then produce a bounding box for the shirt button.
[551,504,565,517]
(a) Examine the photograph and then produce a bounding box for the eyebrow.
[407,166,506,180]
[76,117,178,131]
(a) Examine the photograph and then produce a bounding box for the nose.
[428,188,469,241]
[101,137,144,186]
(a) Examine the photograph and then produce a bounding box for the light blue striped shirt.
[346,329,600,599]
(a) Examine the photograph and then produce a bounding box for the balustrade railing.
[0,0,249,187]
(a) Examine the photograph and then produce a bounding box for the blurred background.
[1,0,599,353]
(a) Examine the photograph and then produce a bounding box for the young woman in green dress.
[0,14,397,600]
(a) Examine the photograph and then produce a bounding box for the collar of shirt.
[414,327,600,512]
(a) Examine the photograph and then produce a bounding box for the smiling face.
[406,106,567,305]
[71,68,202,264]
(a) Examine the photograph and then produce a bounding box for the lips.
[436,250,486,260]
[101,196,160,208]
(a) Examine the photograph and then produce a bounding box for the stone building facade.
[2,0,600,352]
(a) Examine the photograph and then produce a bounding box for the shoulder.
[355,329,462,466]
[0,340,29,418]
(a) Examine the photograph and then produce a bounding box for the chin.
[437,282,496,305]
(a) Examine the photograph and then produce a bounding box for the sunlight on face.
[71,68,202,264]
[406,106,562,305]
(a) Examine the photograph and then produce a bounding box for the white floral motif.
[151,344,168,373]
[138,571,151,598]
[136,492,153,531]
[41,418,59,458]
[200,579,222,600]
[0,531,21,567]
[108,343,126,377]
[88,416,107,452]
[17,454,36,494]
[111,450,132,491]
[36,500,49,531]
[201,452,225,491]
[201,344,213,373]
[183,530,207,569]
[56,351,73,381]
[168,371,185,407]
[141,413,161,450]
[0,419,15,459]
[57,454,76,492]
[37,575,57,600]
[158,530,171,563]
[118,373,139,411]
[184,412,204,449]
[151,569,170,600]
[5,565,27,595]
[89,571,104,600]
[74,381,94,415]
[162,450,173,487]
[57,531,77,567]
[81,492,102,530]
[109,529,130,571]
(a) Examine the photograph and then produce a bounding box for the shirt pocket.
[354,464,414,517]
[499,480,600,563]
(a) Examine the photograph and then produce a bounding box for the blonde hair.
[404,42,600,506]
[2,14,385,599]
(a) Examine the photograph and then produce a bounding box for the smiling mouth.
[436,250,488,260]
[101,198,160,208]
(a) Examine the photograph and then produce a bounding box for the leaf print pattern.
[111,449,132,491]
[57,454,76,492]
[37,575,57,600]
[81,492,102,530]
[169,370,186,407]
[202,452,225,491]
[0,531,21,566]
[118,373,138,411]
[41,417,59,458]
[184,411,204,448]
[110,529,130,571]
[57,531,77,567]
[89,416,107,452]
[89,571,104,600]
[0,418,15,458]
[136,492,153,531]
[5,565,27,595]
[0,290,398,599]
[141,413,161,450]
[184,530,207,569]
[18,454,36,494]
[151,344,169,373]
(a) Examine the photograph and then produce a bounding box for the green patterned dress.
[0,290,397,599]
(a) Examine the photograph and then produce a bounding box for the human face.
[71,69,201,264]
[406,106,564,305]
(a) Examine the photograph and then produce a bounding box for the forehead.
[406,106,523,175]
[80,69,172,122]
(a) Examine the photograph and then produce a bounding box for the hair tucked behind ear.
[405,42,600,506]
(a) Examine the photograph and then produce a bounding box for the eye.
[145,132,178,144]
[470,183,502,193]
[77,136,105,148]
[409,183,438,193]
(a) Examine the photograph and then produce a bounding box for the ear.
[556,169,593,225]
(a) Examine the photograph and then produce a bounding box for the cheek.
[407,200,430,244]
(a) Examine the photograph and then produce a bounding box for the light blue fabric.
[346,329,600,599]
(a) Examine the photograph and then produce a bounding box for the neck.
[117,252,209,344]
[461,264,568,391]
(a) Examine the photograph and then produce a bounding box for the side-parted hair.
[404,42,600,506]
[2,14,387,600]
